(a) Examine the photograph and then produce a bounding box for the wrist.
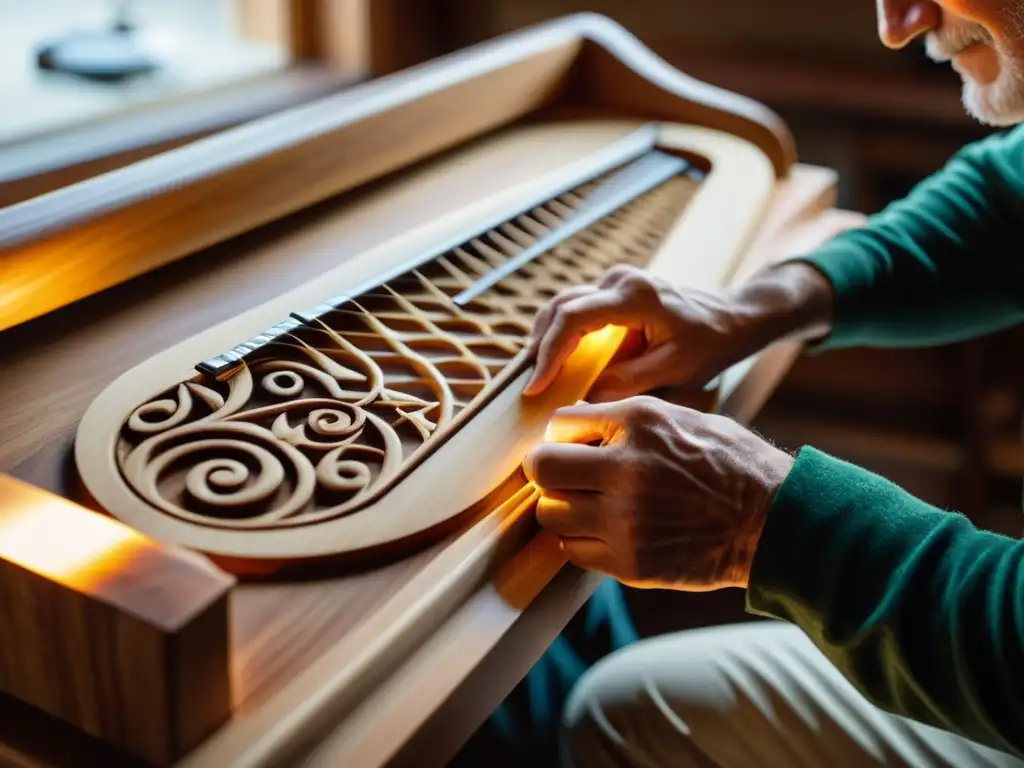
[732,445,796,589]
[724,260,835,352]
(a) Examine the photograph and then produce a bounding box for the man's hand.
[522,265,739,402]
[521,262,836,402]
[523,396,794,591]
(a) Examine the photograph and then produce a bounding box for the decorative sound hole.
[115,174,701,529]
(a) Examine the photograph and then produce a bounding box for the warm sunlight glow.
[0,487,152,593]
[542,323,627,443]
[578,323,626,359]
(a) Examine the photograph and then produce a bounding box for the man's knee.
[562,623,782,766]
[562,651,708,767]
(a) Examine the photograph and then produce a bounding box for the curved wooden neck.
[563,14,795,176]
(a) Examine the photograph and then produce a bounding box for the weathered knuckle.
[618,401,645,431]
[621,395,660,427]
[636,393,662,412]
[543,312,574,348]
[618,270,659,296]
[629,273,658,295]
[553,285,578,300]
[601,264,638,285]
[547,302,568,326]
[557,302,590,329]
[619,269,651,294]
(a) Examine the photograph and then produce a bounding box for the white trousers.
[561,621,1024,767]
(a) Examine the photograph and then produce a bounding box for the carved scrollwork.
[115,172,699,529]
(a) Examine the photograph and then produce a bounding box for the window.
[0,0,296,146]
[0,0,375,204]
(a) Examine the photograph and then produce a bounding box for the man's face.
[879,1,1024,125]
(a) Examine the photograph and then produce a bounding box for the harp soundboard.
[0,14,850,768]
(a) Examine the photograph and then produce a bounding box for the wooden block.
[0,475,235,766]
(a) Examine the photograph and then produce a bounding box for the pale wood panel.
[233,0,293,49]
[315,0,370,72]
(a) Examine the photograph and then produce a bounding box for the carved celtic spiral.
[121,420,316,528]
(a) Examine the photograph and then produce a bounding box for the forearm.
[747,447,1024,758]
[723,260,836,351]
[723,127,1024,351]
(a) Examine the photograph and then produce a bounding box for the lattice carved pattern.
[117,171,699,529]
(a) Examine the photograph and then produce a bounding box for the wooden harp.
[0,14,848,768]
[47,14,795,568]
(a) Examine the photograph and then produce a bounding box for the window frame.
[4,0,457,204]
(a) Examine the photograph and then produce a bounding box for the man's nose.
[877,0,942,48]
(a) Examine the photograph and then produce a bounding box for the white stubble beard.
[925,21,1024,127]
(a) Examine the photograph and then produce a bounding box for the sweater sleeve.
[746,447,1024,758]
[793,125,1024,350]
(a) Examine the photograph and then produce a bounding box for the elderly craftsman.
[518,1,1024,766]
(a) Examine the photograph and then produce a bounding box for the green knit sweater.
[747,125,1024,757]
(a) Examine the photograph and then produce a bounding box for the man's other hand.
[523,396,794,591]
[521,261,836,403]
[522,265,742,402]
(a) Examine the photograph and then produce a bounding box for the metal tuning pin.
[290,301,344,325]
[195,316,305,380]
[195,294,352,380]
